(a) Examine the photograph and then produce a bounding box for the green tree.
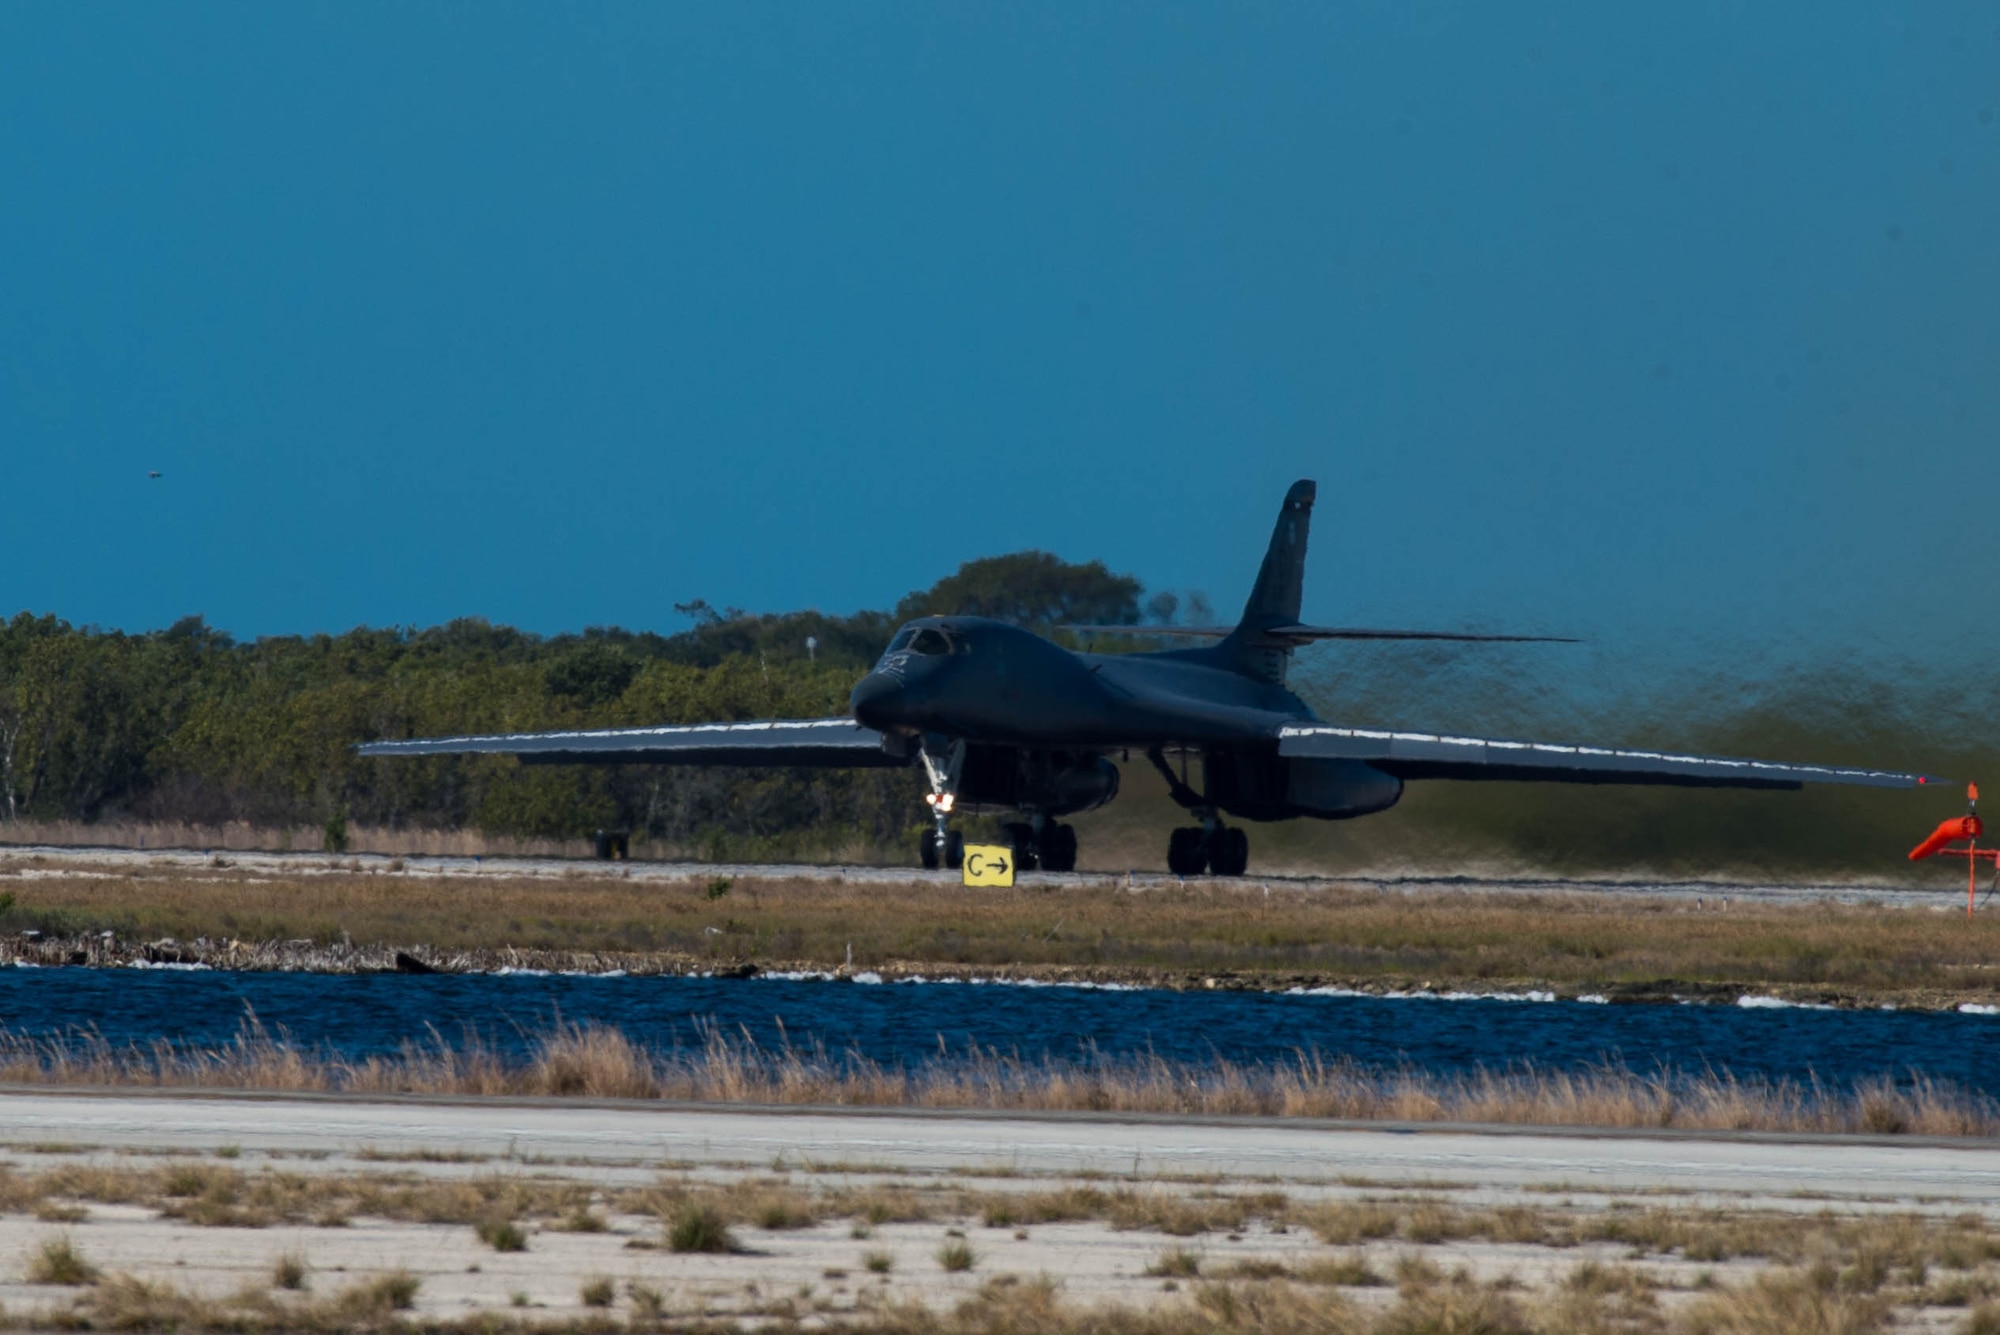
[894,551,1142,628]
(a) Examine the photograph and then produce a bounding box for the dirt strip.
[0,1091,1992,1331]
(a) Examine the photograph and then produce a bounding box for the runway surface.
[3,1089,1996,1202]
[0,842,1934,906]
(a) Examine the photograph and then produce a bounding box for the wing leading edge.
[1277,724,1944,791]
[356,718,906,768]
[1066,624,1575,643]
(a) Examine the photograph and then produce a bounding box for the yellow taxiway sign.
[961,844,1014,887]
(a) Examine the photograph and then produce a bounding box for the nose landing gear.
[911,743,1087,875]
[919,829,966,871]
[917,737,966,871]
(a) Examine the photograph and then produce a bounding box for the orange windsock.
[1910,815,1983,861]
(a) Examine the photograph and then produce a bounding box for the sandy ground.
[0,841,1942,906]
[0,1090,1991,1328]
[3,1089,2000,1201]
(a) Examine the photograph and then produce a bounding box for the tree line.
[0,552,1145,855]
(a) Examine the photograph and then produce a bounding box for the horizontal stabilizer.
[1279,724,1945,791]
[357,717,906,768]
[1065,624,1576,644]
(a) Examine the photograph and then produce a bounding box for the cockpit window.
[908,628,952,655]
[887,629,915,653]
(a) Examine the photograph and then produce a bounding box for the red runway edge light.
[1909,783,1998,917]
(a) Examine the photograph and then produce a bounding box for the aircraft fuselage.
[848,617,1310,750]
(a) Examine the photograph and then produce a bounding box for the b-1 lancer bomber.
[360,480,1944,875]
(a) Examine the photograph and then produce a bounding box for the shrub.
[754,1191,817,1230]
[627,1281,666,1319]
[579,1275,615,1308]
[556,1204,608,1233]
[363,1271,421,1311]
[476,1216,528,1252]
[273,1251,309,1291]
[668,1202,737,1254]
[322,809,349,855]
[28,1234,97,1286]
[938,1239,977,1273]
[1146,1247,1202,1278]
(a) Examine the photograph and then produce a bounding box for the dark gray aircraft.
[360,480,1942,874]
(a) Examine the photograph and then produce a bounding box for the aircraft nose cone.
[850,672,907,731]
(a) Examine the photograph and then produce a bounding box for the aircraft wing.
[1277,724,1944,791]
[356,718,907,768]
[1065,624,1575,643]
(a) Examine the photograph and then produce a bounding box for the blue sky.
[5,3,1997,672]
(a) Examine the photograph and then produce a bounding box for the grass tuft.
[474,1215,528,1252]
[938,1239,977,1272]
[27,1233,98,1286]
[578,1275,615,1308]
[347,1270,421,1313]
[554,1203,608,1233]
[667,1202,737,1254]
[627,1281,667,1319]
[272,1251,309,1291]
[1145,1247,1202,1278]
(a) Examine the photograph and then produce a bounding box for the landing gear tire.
[1167,827,1207,876]
[1211,826,1249,877]
[919,830,966,870]
[1003,822,1039,871]
[1038,822,1078,873]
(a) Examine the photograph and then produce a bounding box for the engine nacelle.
[1284,757,1403,819]
[958,747,1121,817]
[1205,752,1403,821]
[1048,754,1121,815]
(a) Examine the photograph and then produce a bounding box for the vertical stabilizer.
[1220,480,1316,683]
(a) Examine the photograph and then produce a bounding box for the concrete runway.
[3,1088,1996,1202]
[0,841,1936,906]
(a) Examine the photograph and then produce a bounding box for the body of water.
[0,967,1994,1092]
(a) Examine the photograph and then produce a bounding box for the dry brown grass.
[0,1159,609,1238]
[1290,1196,2000,1275]
[2,857,1998,1005]
[846,1265,1901,1335]
[5,1155,1981,1282]
[26,1232,98,1286]
[82,1267,426,1331]
[0,1156,1983,1333]
[1677,1266,1889,1334]
[0,1013,1989,1138]
[1,817,623,862]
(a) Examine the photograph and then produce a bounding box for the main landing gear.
[1148,746,1250,877]
[1166,823,1249,877]
[1001,819,1078,873]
